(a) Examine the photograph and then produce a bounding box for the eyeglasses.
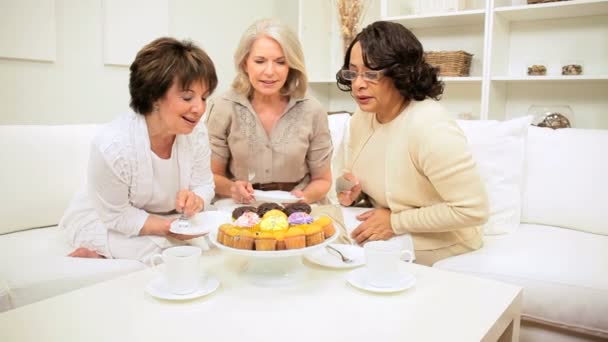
[340,69,385,82]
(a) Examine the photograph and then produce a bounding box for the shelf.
[492,75,608,82]
[383,9,485,28]
[494,0,608,22]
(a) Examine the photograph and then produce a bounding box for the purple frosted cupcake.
[287,212,314,226]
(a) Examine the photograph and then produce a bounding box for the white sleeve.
[87,143,149,237]
[189,126,215,206]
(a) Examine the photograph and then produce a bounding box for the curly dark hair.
[336,21,443,101]
[129,37,218,115]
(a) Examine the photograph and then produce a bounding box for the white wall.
[0,0,289,124]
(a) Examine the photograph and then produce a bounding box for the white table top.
[0,246,522,342]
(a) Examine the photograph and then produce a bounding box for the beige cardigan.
[346,100,489,251]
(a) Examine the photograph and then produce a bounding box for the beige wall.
[0,0,292,125]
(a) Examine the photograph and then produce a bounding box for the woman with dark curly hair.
[336,21,489,266]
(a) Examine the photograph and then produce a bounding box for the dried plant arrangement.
[336,0,368,54]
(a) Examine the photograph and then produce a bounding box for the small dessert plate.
[304,244,365,269]
[145,276,219,301]
[253,190,300,204]
[346,266,416,294]
[170,211,231,235]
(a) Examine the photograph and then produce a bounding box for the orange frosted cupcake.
[274,231,286,250]
[315,216,336,238]
[255,232,277,251]
[304,224,325,247]
[223,228,241,248]
[235,229,255,250]
[284,227,306,249]
[217,223,234,245]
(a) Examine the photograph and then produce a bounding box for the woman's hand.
[351,208,396,245]
[230,180,255,204]
[175,189,204,217]
[337,173,362,206]
[139,216,201,241]
[291,189,306,204]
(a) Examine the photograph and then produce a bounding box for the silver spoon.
[326,245,353,263]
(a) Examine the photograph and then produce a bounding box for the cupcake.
[235,229,255,250]
[217,223,234,245]
[255,231,277,251]
[314,216,336,238]
[232,206,257,220]
[304,224,325,247]
[259,215,289,232]
[284,202,312,216]
[257,202,283,217]
[262,208,287,219]
[274,231,286,250]
[234,211,260,228]
[287,212,313,226]
[284,227,306,249]
[224,227,241,248]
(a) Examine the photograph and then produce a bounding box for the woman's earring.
[153,104,159,113]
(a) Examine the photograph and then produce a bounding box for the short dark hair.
[336,21,443,101]
[129,37,218,115]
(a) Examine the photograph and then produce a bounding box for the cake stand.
[210,232,338,286]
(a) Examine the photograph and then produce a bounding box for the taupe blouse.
[204,89,332,189]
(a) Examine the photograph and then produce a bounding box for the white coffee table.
[0,246,521,342]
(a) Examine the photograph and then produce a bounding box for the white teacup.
[364,240,413,288]
[151,246,203,295]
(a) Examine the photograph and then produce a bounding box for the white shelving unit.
[487,0,608,127]
[293,0,607,128]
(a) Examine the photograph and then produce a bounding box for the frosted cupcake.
[274,231,286,250]
[287,212,313,226]
[217,223,234,245]
[255,231,277,251]
[262,209,287,220]
[259,215,289,232]
[314,216,336,238]
[234,212,260,228]
[304,224,325,247]
[235,229,255,250]
[284,227,306,249]
[223,227,241,248]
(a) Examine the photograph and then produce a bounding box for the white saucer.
[145,276,219,300]
[253,190,300,203]
[169,211,231,235]
[304,244,365,269]
[346,266,416,293]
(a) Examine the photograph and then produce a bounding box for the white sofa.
[1,116,607,342]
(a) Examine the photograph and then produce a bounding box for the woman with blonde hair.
[206,19,333,204]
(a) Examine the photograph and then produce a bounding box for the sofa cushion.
[0,124,100,234]
[522,127,608,235]
[434,223,608,339]
[0,226,144,311]
[0,278,10,312]
[457,116,533,235]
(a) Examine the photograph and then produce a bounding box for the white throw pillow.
[327,113,351,204]
[457,116,533,235]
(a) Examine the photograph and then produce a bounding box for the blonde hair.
[232,19,308,98]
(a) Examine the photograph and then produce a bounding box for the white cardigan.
[60,112,215,243]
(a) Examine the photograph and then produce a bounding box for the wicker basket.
[424,51,473,77]
[527,0,569,4]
